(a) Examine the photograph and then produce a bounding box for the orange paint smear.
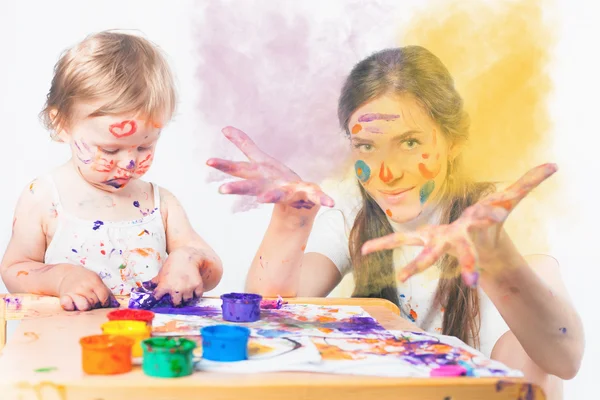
[17,270,29,276]
[379,163,394,183]
[385,209,393,217]
[492,199,513,211]
[351,124,362,134]
[422,153,429,159]
[132,248,156,257]
[418,163,441,180]
[409,309,418,321]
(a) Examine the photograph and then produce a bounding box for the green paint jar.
[141,337,196,378]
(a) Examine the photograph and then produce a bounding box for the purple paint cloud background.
[193,0,400,211]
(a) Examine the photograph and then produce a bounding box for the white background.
[0,1,597,398]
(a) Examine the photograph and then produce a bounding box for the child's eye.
[100,148,119,155]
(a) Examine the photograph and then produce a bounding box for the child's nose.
[119,159,136,170]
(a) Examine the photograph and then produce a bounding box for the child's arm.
[0,180,115,310]
[152,187,223,304]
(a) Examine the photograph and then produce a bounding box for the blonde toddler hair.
[41,30,176,139]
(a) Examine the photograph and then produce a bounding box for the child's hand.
[361,163,558,287]
[207,126,334,211]
[58,266,116,311]
[151,247,205,306]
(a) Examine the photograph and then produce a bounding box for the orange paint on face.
[351,124,362,134]
[153,122,163,129]
[422,153,429,159]
[385,209,393,217]
[17,270,28,277]
[418,162,441,180]
[301,244,306,251]
[379,162,394,183]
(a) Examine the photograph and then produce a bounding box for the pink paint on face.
[109,120,137,138]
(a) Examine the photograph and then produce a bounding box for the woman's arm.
[482,244,584,380]
[245,204,342,297]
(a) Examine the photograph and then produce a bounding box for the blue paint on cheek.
[127,160,135,169]
[419,180,435,204]
[355,160,371,183]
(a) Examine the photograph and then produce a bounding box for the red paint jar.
[107,309,155,326]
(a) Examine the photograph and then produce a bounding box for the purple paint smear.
[129,281,200,309]
[193,1,399,212]
[4,297,22,310]
[151,306,221,317]
[358,113,400,122]
[260,296,286,310]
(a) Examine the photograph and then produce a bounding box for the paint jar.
[220,293,262,322]
[80,334,134,375]
[101,320,151,358]
[106,309,155,327]
[429,364,468,377]
[141,337,197,378]
[201,325,251,362]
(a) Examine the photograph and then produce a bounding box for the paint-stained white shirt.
[305,203,510,358]
[44,176,166,295]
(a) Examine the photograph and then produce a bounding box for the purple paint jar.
[220,293,262,323]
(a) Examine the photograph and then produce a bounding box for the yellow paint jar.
[101,320,151,358]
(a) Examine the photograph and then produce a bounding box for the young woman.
[207,46,583,397]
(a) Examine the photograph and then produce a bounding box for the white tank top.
[44,176,167,295]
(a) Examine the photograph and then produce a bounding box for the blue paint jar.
[201,325,251,362]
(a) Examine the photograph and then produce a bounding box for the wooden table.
[0,294,545,400]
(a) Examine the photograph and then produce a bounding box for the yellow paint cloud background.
[331,0,561,297]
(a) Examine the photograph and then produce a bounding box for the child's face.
[348,93,455,223]
[62,102,164,192]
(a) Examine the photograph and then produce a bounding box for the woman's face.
[348,93,453,223]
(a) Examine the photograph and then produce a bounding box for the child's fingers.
[206,158,262,180]
[182,290,194,304]
[152,284,167,302]
[60,295,76,311]
[194,286,204,299]
[95,287,114,308]
[70,294,92,311]
[170,291,183,307]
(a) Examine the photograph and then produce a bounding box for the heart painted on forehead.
[109,120,137,138]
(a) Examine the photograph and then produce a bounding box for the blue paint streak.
[419,180,435,204]
[355,160,371,183]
